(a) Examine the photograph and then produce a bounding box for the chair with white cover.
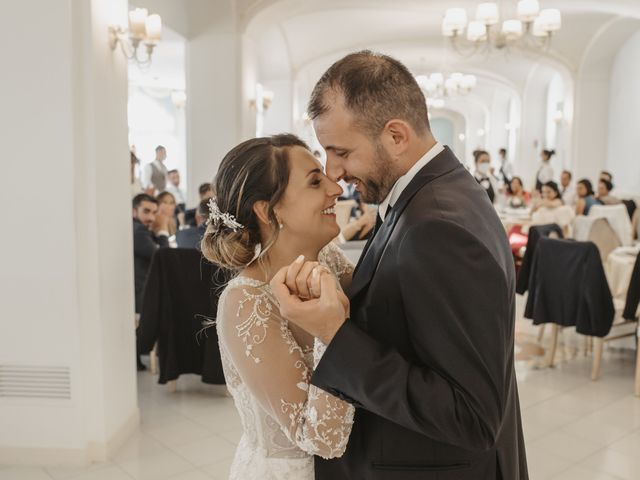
[589,204,633,247]
[573,215,622,262]
[593,251,640,382]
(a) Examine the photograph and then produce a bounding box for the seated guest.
[600,170,613,184]
[575,179,601,216]
[531,183,575,235]
[596,179,622,205]
[185,182,215,227]
[132,194,170,370]
[507,176,530,208]
[339,204,376,242]
[176,200,209,249]
[473,150,497,203]
[532,181,563,213]
[560,170,577,207]
[198,182,214,201]
[156,191,180,235]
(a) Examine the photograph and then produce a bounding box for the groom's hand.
[271,266,348,345]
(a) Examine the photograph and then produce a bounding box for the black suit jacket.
[525,238,614,337]
[312,147,528,479]
[137,248,226,385]
[133,219,169,313]
[623,252,640,321]
[516,223,564,295]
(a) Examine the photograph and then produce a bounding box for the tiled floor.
[2,297,640,479]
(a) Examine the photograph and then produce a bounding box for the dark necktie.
[373,204,392,237]
[354,203,394,278]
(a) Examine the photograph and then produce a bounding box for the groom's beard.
[359,142,399,204]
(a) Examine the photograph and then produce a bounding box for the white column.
[0,0,138,465]
[571,74,610,182]
[185,0,245,206]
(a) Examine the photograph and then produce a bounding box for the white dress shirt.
[537,162,554,185]
[166,183,187,205]
[560,184,577,207]
[379,142,444,222]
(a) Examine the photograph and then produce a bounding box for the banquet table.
[497,207,532,231]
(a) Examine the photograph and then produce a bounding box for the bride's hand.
[284,256,320,300]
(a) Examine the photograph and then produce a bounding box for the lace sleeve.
[218,284,354,459]
[318,242,354,287]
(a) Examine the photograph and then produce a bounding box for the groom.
[271,51,528,479]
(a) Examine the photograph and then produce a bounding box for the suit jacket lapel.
[348,146,462,301]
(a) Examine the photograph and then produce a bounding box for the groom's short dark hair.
[308,50,430,137]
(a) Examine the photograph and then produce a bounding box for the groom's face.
[314,96,396,204]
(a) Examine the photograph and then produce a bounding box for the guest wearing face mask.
[473,150,498,204]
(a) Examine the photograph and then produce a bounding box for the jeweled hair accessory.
[207,197,244,232]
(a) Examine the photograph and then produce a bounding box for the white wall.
[606,31,640,195]
[487,89,511,162]
[572,17,640,184]
[431,109,466,162]
[518,64,557,189]
[0,0,138,465]
[185,0,243,205]
[262,79,293,136]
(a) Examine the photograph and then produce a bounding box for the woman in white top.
[200,134,355,480]
[535,149,555,192]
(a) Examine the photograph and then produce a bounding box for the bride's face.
[275,146,343,247]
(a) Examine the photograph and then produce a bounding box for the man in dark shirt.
[132,193,169,370]
[184,183,214,227]
[176,200,209,249]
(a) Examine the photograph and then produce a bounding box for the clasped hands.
[270,255,350,345]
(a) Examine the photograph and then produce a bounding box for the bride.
[200,134,355,479]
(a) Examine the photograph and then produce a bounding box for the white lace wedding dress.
[216,243,355,480]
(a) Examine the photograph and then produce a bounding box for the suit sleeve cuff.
[311,319,379,406]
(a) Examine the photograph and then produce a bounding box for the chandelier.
[416,73,477,108]
[442,1,561,56]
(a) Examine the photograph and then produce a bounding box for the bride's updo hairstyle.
[201,134,310,271]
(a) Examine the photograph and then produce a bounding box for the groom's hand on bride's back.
[270,262,349,345]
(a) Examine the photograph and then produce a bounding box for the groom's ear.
[383,119,411,153]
